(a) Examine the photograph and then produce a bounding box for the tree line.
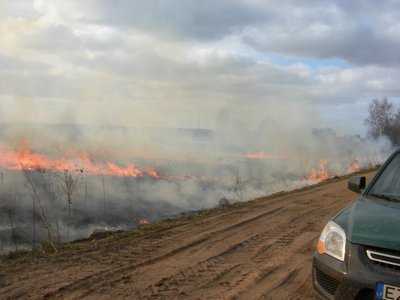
[365,97,400,146]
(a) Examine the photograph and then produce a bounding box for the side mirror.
[348,176,366,194]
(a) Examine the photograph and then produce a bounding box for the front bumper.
[312,242,400,300]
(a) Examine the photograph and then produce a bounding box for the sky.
[1,0,400,135]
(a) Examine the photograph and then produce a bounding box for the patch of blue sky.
[191,40,351,71]
[266,53,350,70]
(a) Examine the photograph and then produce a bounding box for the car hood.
[335,196,400,250]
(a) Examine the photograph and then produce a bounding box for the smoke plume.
[0,108,393,253]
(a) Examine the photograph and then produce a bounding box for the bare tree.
[22,168,58,252]
[234,171,246,201]
[364,98,393,138]
[101,175,106,214]
[57,169,82,243]
[7,210,18,252]
[386,108,400,146]
[364,98,400,146]
[0,240,5,256]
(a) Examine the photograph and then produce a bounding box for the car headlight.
[317,221,346,261]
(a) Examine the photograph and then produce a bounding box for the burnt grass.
[0,166,378,265]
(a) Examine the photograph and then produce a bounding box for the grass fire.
[0,124,391,254]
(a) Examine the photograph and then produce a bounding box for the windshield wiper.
[368,193,400,202]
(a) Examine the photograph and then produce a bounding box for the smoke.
[0,106,394,253]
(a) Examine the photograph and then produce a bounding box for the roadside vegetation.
[0,166,378,267]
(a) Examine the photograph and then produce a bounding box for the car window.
[369,152,400,198]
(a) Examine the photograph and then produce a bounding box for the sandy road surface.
[0,171,375,299]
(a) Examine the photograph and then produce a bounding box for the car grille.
[315,267,340,296]
[366,247,400,271]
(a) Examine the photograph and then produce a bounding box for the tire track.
[144,186,354,297]
[136,206,325,299]
[41,206,286,299]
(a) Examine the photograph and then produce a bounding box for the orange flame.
[243,152,287,160]
[0,141,161,178]
[308,160,330,181]
[139,219,150,226]
[348,160,361,173]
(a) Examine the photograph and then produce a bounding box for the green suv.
[313,149,400,300]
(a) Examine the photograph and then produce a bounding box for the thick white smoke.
[0,112,394,253]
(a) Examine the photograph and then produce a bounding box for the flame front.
[0,141,373,182]
[308,160,330,181]
[0,141,161,178]
[243,152,287,160]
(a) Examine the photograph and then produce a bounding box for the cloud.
[0,0,39,21]
[0,0,399,134]
[37,0,267,41]
[11,0,400,68]
[243,23,400,67]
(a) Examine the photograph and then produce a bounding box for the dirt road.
[0,171,375,299]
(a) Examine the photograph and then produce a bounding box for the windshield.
[368,152,400,202]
